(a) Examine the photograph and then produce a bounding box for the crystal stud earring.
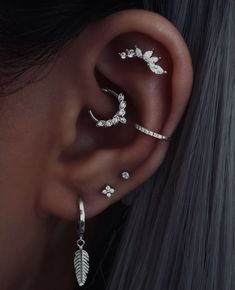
[121,171,130,180]
[102,185,115,198]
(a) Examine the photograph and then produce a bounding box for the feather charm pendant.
[74,240,90,287]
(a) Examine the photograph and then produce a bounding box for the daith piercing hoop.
[88,88,127,128]
[119,45,167,75]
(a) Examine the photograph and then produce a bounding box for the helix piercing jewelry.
[134,123,172,142]
[121,171,131,180]
[74,197,90,287]
[88,88,127,128]
[102,185,115,198]
[119,45,167,75]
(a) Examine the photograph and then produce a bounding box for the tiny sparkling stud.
[121,171,130,180]
[102,185,115,198]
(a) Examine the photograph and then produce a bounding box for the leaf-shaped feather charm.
[74,248,90,287]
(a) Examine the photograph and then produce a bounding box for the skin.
[0,9,193,290]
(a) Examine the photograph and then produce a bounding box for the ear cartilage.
[88,88,127,128]
[134,124,172,142]
[119,45,167,75]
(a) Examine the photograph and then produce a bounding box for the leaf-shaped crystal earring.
[74,197,90,287]
[119,45,167,75]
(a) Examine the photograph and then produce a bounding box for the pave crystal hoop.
[73,197,90,287]
[119,45,167,75]
[134,124,172,142]
[88,88,127,128]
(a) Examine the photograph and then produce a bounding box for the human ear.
[39,9,193,220]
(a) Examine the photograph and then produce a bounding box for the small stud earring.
[88,88,127,128]
[121,171,130,180]
[119,45,167,75]
[102,185,115,198]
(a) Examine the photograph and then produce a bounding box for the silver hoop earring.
[119,45,167,75]
[88,88,127,127]
[74,197,90,287]
[134,124,172,142]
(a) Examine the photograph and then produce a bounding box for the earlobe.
[39,9,193,220]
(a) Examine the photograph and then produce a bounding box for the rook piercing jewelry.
[119,45,167,75]
[135,123,172,142]
[121,171,131,180]
[102,185,115,198]
[74,197,90,287]
[88,88,127,127]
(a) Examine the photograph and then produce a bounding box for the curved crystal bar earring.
[88,88,127,128]
[119,45,167,75]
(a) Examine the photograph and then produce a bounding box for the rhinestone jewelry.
[102,185,115,198]
[119,45,167,75]
[88,88,127,128]
[134,123,172,142]
[121,171,130,180]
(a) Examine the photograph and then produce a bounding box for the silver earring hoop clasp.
[88,88,127,128]
[78,198,85,238]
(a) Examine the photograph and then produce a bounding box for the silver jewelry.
[74,197,90,287]
[119,45,167,75]
[102,185,115,198]
[88,88,127,127]
[121,171,130,180]
[134,123,171,142]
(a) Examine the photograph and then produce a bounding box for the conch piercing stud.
[119,45,167,75]
[88,88,127,128]
[74,197,90,287]
[102,185,115,198]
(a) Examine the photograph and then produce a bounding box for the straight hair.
[0,1,234,289]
